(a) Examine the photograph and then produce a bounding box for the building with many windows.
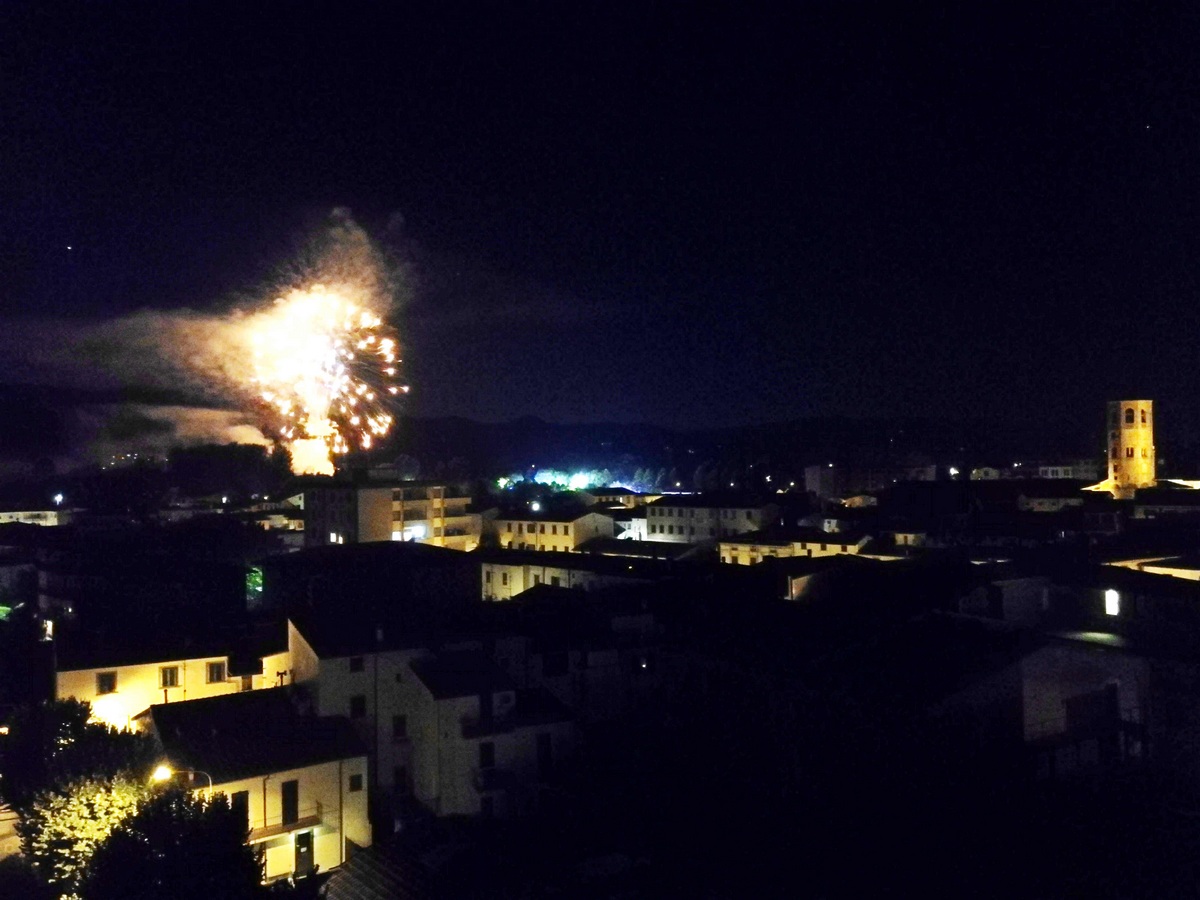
[492,511,613,552]
[719,528,870,565]
[287,618,574,825]
[644,494,778,544]
[303,479,482,551]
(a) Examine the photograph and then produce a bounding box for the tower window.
[1125,408,1135,425]
[1112,448,1119,459]
[1126,447,1134,458]
[1141,410,1147,424]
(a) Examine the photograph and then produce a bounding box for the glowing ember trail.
[248,284,406,474]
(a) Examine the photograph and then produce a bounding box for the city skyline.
[4,2,1199,433]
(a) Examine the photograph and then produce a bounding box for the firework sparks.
[248,284,405,474]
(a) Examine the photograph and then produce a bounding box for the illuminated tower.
[1107,400,1156,498]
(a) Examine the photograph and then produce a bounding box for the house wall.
[646,504,775,544]
[58,656,238,730]
[357,488,393,543]
[495,514,614,552]
[202,756,370,881]
[480,561,643,600]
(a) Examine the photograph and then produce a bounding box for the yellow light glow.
[151,764,173,782]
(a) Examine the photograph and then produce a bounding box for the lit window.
[96,671,117,695]
[160,666,180,688]
[206,661,226,684]
[1105,589,1120,616]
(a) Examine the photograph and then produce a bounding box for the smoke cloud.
[0,210,408,467]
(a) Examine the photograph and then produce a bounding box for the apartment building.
[287,618,574,824]
[492,510,613,552]
[303,479,482,551]
[645,494,779,544]
[719,528,870,565]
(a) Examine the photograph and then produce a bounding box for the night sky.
[5,1,1200,431]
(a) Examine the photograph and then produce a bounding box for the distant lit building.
[303,480,482,551]
[477,547,666,600]
[492,511,614,552]
[645,494,778,543]
[1038,460,1103,482]
[719,528,869,565]
[0,507,72,526]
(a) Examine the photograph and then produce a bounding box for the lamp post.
[152,764,214,799]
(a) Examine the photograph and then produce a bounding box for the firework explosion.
[248,284,407,474]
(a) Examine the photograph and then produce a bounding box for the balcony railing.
[247,802,323,843]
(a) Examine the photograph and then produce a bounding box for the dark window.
[1142,410,1148,424]
[501,572,509,586]
[281,780,299,825]
[543,651,568,677]
[480,741,495,769]
[533,574,541,585]
[349,773,363,792]
[1126,447,1134,458]
[1111,447,1119,459]
[485,571,492,584]
[349,695,367,718]
[349,656,364,672]
[392,714,407,739]
[231,790,249,834]
[206,661,226,684]
[96,671,117,695]
[550,575,561,587]
[160,666,179,688]
[1125,408,1135,425]
[394,765,409,795]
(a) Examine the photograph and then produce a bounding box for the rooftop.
[144,687,365,784]
[409,652,516,700]
[647,492,772,510]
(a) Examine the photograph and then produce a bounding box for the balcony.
[248,802,323,843]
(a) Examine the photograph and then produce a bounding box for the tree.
[16,775,150,899]
[80,788,266,900]
[0,699,155,811]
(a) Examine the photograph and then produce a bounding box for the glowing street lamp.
[152,764,214,798]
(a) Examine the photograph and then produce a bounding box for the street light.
[152,764,214,798]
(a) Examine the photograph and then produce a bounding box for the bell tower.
[1107,399,1155,499]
